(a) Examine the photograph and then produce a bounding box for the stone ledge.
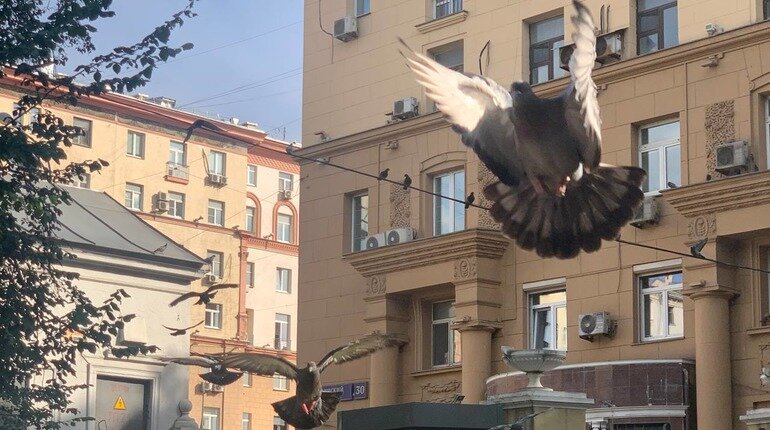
[662,170,770,218]
[415,11,469,34]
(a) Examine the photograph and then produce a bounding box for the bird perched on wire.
[162,320,204,336]
[465,192,476,209]
[378,168,390,180]
[216,331,405,429]
[168,283,238,307]
[182,119,225,144]
[400,0,645,259]
[403,174,412,190]
[488,408,553,430]
[157,353,243,386]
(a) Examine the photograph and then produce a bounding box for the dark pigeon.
[157,354,243,386]
[465,192,475,209]
[378,168,390,180]
[183,119,224,144]
[403,174,412,190]
[168,283,238,307]
[162,320,204,336]
[401,0,646,259]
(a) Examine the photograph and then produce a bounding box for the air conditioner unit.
[204,274,221,284]
[559,30,624,71]
[715,140,749,175]
[392,97,418,120]
[208,173,227,186]
[279,190,293,200]
[333,16,358,42]
[364,233,386,250]
[201,382,224,393]
[385,228,415,246]
[630,197,659,229]
[578,312,615,340]
[154,192,169,213]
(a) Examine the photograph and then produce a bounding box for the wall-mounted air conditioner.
[364,233,386,250]
[201,382,224,393]
[715,140,749,175]
[154,192,169,213]
[630,197,659,229]
[559,29,625,71]
[204,274,221,284]
[208,173,227,186]
[333,16,358,42]
[385,228,415,246]
[392,97,418,120]
[578,312,615,340]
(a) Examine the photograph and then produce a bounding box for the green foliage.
[0,0,198,427]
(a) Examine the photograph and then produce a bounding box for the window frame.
[637,0,678,55]
[431,300,461,367]
[276,268,291,293]
[247,164,257,186]
[433,0,463,19]
[278,172,294,192]
[355,0,370,17]
[208,200,225,226]
[204,303,223,329]
[432,169,465,236]
[73,117,92,147]
[242,412,251,430]
[765,98,770,169]
[273,416,287,430]
[73,173,91,189]
[351,192,369,252]
[167,191,185,218]
[639,119,681,194]
[169,141,186,166]
[276,213,293,243]
[529,15,566,85]
[528,289,568,350]
[208,150,226,175]
[639,270,684,342]
[126,131,146,158]
[245,206,256,233]
[202,407,220,430]
[124,183,143,211]
[765,0,770,20]
[243,372,252,387]
[275,313,290,350]
[207,251,224,277]
[273,373,289,391]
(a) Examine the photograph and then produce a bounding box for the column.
[236,242,249,341]
[370,346,399,406]
[456,324,495,404]
[364,287,409,407]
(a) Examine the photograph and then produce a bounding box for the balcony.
[274,337,291,351]
[166,162,189,182]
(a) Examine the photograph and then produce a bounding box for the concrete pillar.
[235,243,249,341]
[171,400,199,430]
[364,291,410,406]
[370,346,399,406]
[457,326,494,404]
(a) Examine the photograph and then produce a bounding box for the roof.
[247,153,300,174]
[55,186,206,269]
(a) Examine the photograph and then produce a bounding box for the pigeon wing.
[206,283,239,293]
[317,332,404,373]
[563,0,602,170]
[168,292,199,307]
[219,353,299,380]
[156,356,217,368]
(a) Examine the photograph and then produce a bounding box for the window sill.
[411,364,462,377]
[633,335,684,345]
[415,10,468,34]
[747,325,770,336]
[165,176,189,185]
[276,290,291,294]
[126,154,144,159]
[204,326,221,330]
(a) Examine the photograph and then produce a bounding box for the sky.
[64,0,304,143]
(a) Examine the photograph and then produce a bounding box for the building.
[299,1,770,429]
[0,75,300,430]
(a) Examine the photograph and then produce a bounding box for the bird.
[487,408,553,430]
[690,238,707,258]
[157,353,243,386]
[403,174,412,190]
[152,242,167,254]
[215,331,405,429]
[400,0,646,260]
[168,283,238,307]
[182,119,224,144]
[761,366,770,387]
[465,192,475,209]
[378,168,390,180]
[162,320,204,336]
[666,181,678,189]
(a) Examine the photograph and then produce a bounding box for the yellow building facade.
[299,1,770,429]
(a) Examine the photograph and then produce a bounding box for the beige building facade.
[300,1,770,429]
[0,78,299,430]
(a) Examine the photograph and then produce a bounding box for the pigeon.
[216,331,405,429]
[152,242,168,254]
[183,119,224,144]
[689,238,707,258]
[400,0,646,259]
[666,181,678,189]
[488,409,553,430]
[465,192,475,209]
[168,283,238,307]
[403,174,412,190]
[162,320,204,336]
[761,367,770,387]
[157,354,243,386]
[378,168,390,180]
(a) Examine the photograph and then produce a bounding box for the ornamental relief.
[688,213,716,240]
[390,183,411,229]
[477,164,500,229]
[704,100,735,181]
[365,275,387,296]
[420,379,461,403]
[454,258,477,280]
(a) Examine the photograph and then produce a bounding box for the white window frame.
[434,0,462,19]
[765,98,770,168]
[432,170,465,236]
[242,372,252,387]
[275,313,290,350]
[273,373,289,391]
[245,206,256,233]
[639,270,684,342]
[278,172,293,192]
[202,407,220,430]
[639,120,681,194]
[431,300,460,367]
[208,150,226,175]
[242,412,251,430]
[351,192,368,252]
[277,213,293,243]
[246,262,255,288]
[169,141,186,166]
[247,164,257,186]
[207,251,223,277]
[126,131,145,158]
[73,173,90,189]
[167,192,185,218]
[205,303,222,329]
[273,416,287,430]
[208,200,224,226]
[73,117,92,147]
[355,0,370,16]
[276,268,291,293]
[528,289,567,350]
[124,183,143,210]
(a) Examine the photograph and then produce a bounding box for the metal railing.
[166,162,189,180]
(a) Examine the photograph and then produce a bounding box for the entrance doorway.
[95,375,152,430]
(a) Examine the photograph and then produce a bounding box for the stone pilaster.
[236,244,249,341]
[364,292,410,407]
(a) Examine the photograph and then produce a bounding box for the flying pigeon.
[168,283,238,307]
[157,354,243,386]
[400,0,646,259]
[403,174,412,190]
[465,192,476,209]
[378,168,390,180]
[162,320,204,336]
[217,331,405,429]
[689,238,707,258]
[488,408,553,430]
[183,119,225,144]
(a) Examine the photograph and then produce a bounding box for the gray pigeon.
[401,0,645,259]
[488,408,553,430]
[157,354,243,386]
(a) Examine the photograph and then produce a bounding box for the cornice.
[661,170,770,218]
[190,334,297,361]
[242,234,299,256]
[415,11,469,34]
[343,228,510,277]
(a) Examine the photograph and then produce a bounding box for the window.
[73,117,92,147]
[432,301,460,366]
[245,206,256,233]
[640,271,683,341]
[243,372,252,387]
[72,173,90,189]
[351,193,369,252]
[273,374,289,391]
[205,303,222,329]
[246,262,255,288]
[273,416,287,430]
[27,108,40,125]
[276,268,291,293]
[433,170,465,235]
[765,0,770,20]
[247,165,257,186]
[275,313,290,350]
[207,251,223,277]
[431,41,464,72]
[637,0,678,55]
[208,200,224,226]
[124,183,143,210]
[529,15,566,85]
[434,0,462,19]
[277,213,293,243]
[126,131,145,158]
[640,121,680,193]
[278,172,293,192]
[202,407,220,430]
[765,99,770,168]
[167,192,185,218]
[208,150,226,175]
[529,290,567,350]
[355,0,370,16]
[242,413,251,430]
[169,141,186,166]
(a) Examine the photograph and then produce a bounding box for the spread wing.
[399,38,524,186]
[206,283,239,293]
[564,0,602,170]
[163,320,204,332]
[168,292,199,307]
[218,353,299,380]
[156,356,217,368]
[317,332,404,373]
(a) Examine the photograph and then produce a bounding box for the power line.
[188,88,301,109]
[177,68,302,108]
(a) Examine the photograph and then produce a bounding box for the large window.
[433,170,465,235]
[242,413,251,430]
[73,117,92,147]
[124,183,143,210]
[202,407,220,430]
[432,301,461,367]
[277,213,293,243]
[247,165,257,186]
[765,0,770,20]
[73,173,90,189]
[126,131,145,158]
[205,303,222,329]
[246,262,255,288]
[434,0,462,19]
[278,172,294,192]
[273,374,289,391]
[208,150,226,175]
[207,251,223,277]
[275,313,290,350]
[273,417,287,430]
[169,141,186,166]
[351,193,369,252]
[529,290,567,350]
[431,41,464,72]
[637,0,678,55]
[245,206,256,233]
[276,268,291,293]
[614,425,671,430]
[640,271,683,341]
[529,15,566,85]
[640,120,680,193]
[208,200,225,226]
[243,372,252,387]
[355,0,370,16]
[168,192,185,218]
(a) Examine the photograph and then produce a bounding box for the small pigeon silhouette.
[666,181,678,189]
[157,353,243,386]
[183,119,225,144]
[402,174,412,190]
[690,239,707,258]
[488,408,553,430]
[153,243,168,254]
[378,168,390,180]
[465,192,475,209]
[162,320,204,336]
[168,283,238,307]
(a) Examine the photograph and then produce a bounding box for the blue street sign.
[351,381,368,400]
[322,381,368,401]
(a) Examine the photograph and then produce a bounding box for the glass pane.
[641,149,660,192]
[530,16,564,44]
[638,34,658,54]
[638,0,674,12]
[638,13,659,33]
[643,122,679,146]
[531,290,566,306]
[552,39,566,79]
[433,301,454,320]
[452,329,461,363]
[453,171,464,231]
[531,44,551,64]
[432,322,449,365]
[555,305,567,350]
[641,271,682,289]
[533,308,551,349]
[531,65,549,85]
[432,43,463,70]
[356,0,369,15]
[644,292,663,337]
[667,290,684,336]
[662,6,679,48]
[352,194,368,251]
[665,145,680,187]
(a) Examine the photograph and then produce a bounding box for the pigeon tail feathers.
[272,392,342,429]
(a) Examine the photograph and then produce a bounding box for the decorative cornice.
[415,11,468,34]
[682,281,740,300]
[343,228,510,277]
[190,334,297,361]
[661,170,770,218]
[242,234,299,256]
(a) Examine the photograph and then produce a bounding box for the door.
[95,376,152,430]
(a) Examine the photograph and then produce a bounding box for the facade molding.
[486,359,696,384]
[245,192,262,237]
[586,405,689,421]
[415,10,469,34]
[662,170,770,218]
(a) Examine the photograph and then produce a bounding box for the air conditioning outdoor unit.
[392,97,418,120]
[364,233,386,250]
[629,197,659,229]
[333,16,358,42]
[279,190,293,200]
[204,274,221,284]
[201,382,224,393]
[715,140,749,175]
[208,173,227,186]
[578,312,615,340]
[385,228,415,246]
[559,30,624,71]
[154,192,169,213]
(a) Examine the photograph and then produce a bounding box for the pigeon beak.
[301,402,310,415]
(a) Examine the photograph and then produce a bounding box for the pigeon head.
[510,81,533,95]
[307,361,318,372]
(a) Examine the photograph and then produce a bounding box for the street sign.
[322,381,368,401]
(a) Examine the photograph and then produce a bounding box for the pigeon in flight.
[401,0,645,259]
[168,283,238,307]
[157,354,243,386]
[217,331,405,429]
[182,119,225,144]
[488,408,553,430]
[162,320,204,336]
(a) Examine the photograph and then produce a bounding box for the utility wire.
[177,68,302,108]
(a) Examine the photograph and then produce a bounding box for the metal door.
[95,376,151,430]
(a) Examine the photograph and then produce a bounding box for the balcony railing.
[166,162,189,180]
[274,337,291,350]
